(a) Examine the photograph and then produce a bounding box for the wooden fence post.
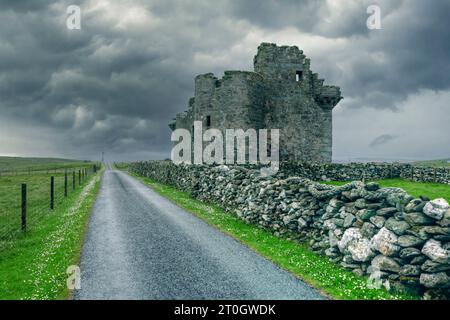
[79,170,81,185]
[21,184,27,232]
[73,171,76,190]
[50,176,54,210]
[64,171,68,197]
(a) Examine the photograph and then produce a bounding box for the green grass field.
[412,158,450,167]
[324,178,450,202]
[0,157,102,299]
[0,166,97,244]
[0,172,101,299]
[0,156,94,176]
[129,171,416,300]
[0,173,67,242]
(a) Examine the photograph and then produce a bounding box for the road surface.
[74,167,325,300]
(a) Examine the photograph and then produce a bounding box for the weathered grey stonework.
[279,162,450,184]
[130,160,450,299]
[169,43,342,162]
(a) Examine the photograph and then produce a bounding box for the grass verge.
[0,171,102,300]
[324,178,450,203]
[130,172,417,300]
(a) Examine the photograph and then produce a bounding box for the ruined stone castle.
[169,43,343,162]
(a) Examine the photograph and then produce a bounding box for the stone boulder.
[384,217,410,236]
[338,228,362,252]
[420,273,450,289]
[376,207,397,217]
[348,238,375,262]
[421,239,450,264]
[399,247,422,260]
[421,260,450,273]
[423,198,449,220]
[399,264,421,276]
[404,212,434,226]
[371,255,401,273]
[438,209,450,227]
[398,235,424,248]
[371,227,400,257]
[370,216,386,228]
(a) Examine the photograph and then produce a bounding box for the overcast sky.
[0,0,449,162]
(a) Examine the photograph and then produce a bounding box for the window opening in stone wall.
[206,115,211,127]
[296,70,303,82]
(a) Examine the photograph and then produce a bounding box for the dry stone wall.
[279,162,450,184]
[130,161,450,299]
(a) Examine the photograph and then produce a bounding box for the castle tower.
[169,43,342,163]
[254,43,342,162]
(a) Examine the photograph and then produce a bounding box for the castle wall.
[193,73,217,125]
[170,43,342,163]
[192,71,264,130]
[213,71,265,131]
[254,43,306,81]
[319,105,333,163]
[255,43,338,162]
[187,71,266,161]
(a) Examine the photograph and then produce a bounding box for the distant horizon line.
[1,154,449,164]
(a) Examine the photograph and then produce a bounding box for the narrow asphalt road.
[74,167,325,300]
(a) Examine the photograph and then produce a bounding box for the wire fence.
[0,164,94,177]
[0,164,100,249]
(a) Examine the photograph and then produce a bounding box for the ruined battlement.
[170,43,343,162]
[254,42,306,79]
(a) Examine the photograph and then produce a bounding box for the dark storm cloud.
[0,0,449,161]
[0,0,52,12]
[229,0,323,32]
[369,134,397,148]
[0,0,198,159]
[329,0,450,110]
[229,0,403,38]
